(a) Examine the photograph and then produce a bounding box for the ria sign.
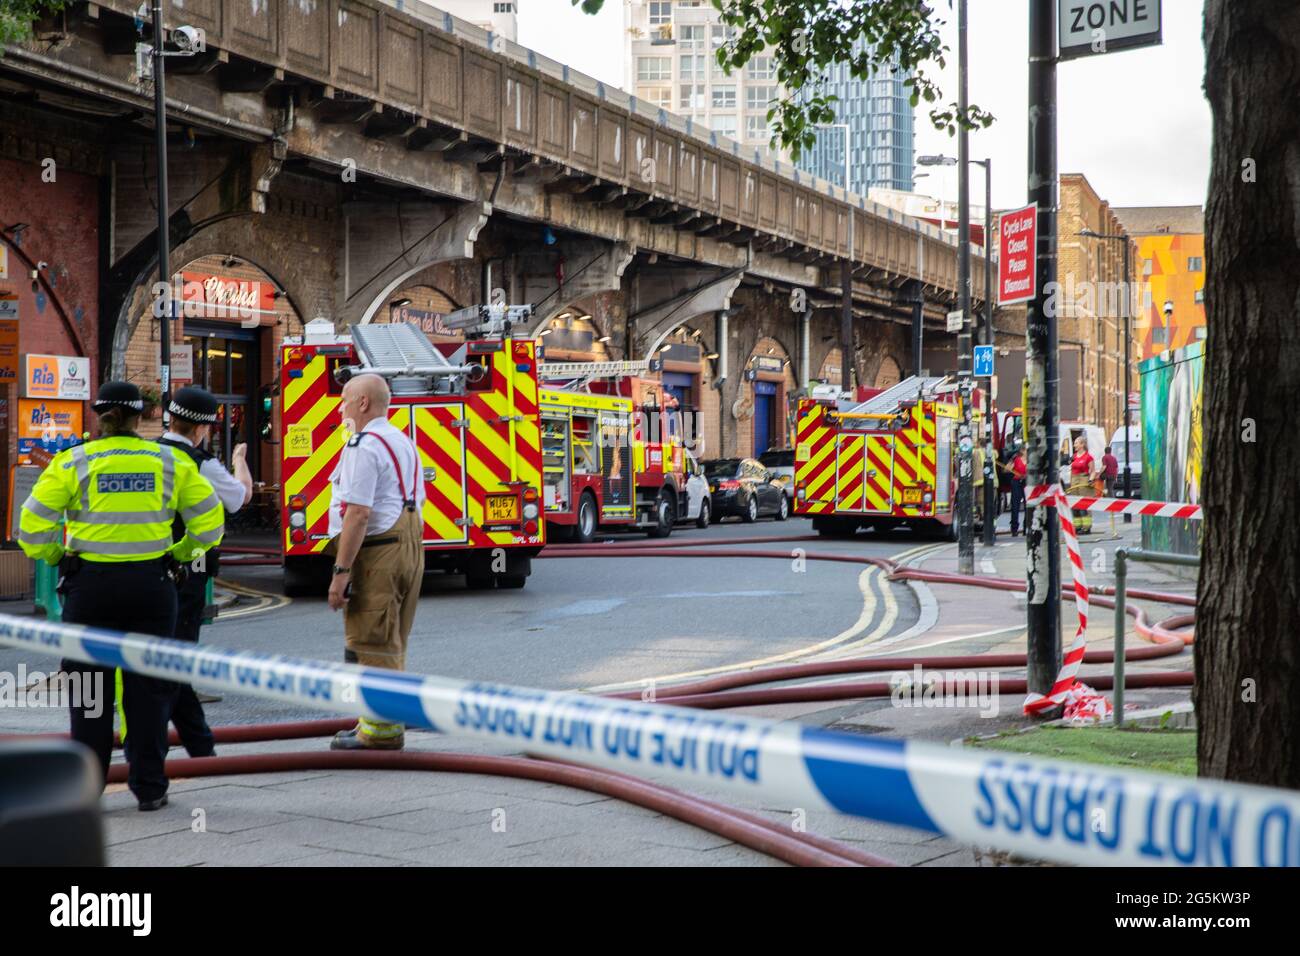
[1059,0,1162,61]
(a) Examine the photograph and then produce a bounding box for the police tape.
[2,612,1298,867]
[1026,485,1204,520]
[1020,485,1203,717]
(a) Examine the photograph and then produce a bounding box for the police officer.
[159,386,252,757]
[326,373,425,751]
[18,381,225,810]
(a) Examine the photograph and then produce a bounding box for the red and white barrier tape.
[1026,485,1203,520]
[1020,484,1201,718]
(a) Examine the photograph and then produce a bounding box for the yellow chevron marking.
[414,407,469,543]
[465,403,514,485]
[284,357,324,414]
[284,425,345,498]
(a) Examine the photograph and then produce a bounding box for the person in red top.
[1101,445,1119,497]
[998,443,1028,536]
[1068,436,1097,533]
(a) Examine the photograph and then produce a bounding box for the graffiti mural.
[1140,342,1204,555]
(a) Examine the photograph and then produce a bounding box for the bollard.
[1113,548,1127,727]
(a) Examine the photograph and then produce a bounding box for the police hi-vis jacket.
[18,435,225,565]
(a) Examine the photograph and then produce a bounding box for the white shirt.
[327,417,424,538]
[162,431,249,514]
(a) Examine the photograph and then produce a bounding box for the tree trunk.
[1196,1,1300,784]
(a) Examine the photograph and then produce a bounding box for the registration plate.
[902,488,924,504]
[486,494,519,522]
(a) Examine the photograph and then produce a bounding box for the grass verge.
[965,725,1196,776]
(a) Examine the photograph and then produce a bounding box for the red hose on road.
[655,670,1194,710]
[102,749,889,867]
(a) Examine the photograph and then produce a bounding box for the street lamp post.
[1079,227,1134,516]
[152,0,172,415]
[139,10,203,418]
[918,151,994,547]
[819,123,855,394]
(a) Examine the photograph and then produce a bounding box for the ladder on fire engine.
[346,322,475,395]
[841,375,950,416]
[537,359,650,391]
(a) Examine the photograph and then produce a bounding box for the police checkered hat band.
[168,386,220,423]
[92,381,144,413]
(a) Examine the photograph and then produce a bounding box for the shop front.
[120,254,301,492]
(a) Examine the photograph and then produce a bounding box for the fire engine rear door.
[407,403,469,545]
[834,435,867,512]
[862,434,895,514]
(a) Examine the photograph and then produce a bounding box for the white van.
[1056,422,1107,487]
[1108,424,1142,498]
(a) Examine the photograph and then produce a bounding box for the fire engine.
[537,360,688,541]
[278,307,545,593]
[794,375,984,538]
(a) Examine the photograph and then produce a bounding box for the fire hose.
[22,533,1195,866]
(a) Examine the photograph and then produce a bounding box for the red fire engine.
[537,360,688,541]
[278,309,545,593]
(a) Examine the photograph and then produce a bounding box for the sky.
[517,0,1212,211]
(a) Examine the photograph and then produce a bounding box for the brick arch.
[874,355,903,388]
[109,217,322,379]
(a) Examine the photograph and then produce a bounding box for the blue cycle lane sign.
[973,345,994,378]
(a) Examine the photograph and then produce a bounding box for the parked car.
[758,448,796,501]
[702,457,789,522]
[681,452,713,528]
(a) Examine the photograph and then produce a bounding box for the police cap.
[168,385,220,424]
[92,381,144,413]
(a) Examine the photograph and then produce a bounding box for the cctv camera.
[172,25,205,54]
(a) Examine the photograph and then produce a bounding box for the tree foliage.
[578,0,991,159]
[0,1,68,46]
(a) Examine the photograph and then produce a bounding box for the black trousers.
[1010,478,1026,533]
[171,572,216,757]
[60,559,179,803]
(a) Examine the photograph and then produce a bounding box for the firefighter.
[18,381,225,810]
[326,373,425,750]
[159,386,253,757]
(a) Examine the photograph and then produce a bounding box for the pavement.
[0,513,1198,867]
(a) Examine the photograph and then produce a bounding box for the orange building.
[1113,206,1206,359]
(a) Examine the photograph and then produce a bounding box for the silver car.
[759,448,796,501]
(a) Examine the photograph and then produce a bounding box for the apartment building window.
[679,84,705,109]
[745,114,769,141]
[747,56,774,80]
[638,57,671,81]
[712,85,736,108]
[493,2,513,11]
[872,146,891,164]
[711,114,737,138]
[1188,256,1203,271]
[679,25,705,45]
[1152,324,1168,345]
[1194,288,1205,304]
[648,1,671,25]
[746,85,776,110]
[710,24,736,46]
[1194,326,1207,340]
[1143,257,1153,276]
[639,86,672,109]
[873,79,892,96]
[679,54,704,78]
